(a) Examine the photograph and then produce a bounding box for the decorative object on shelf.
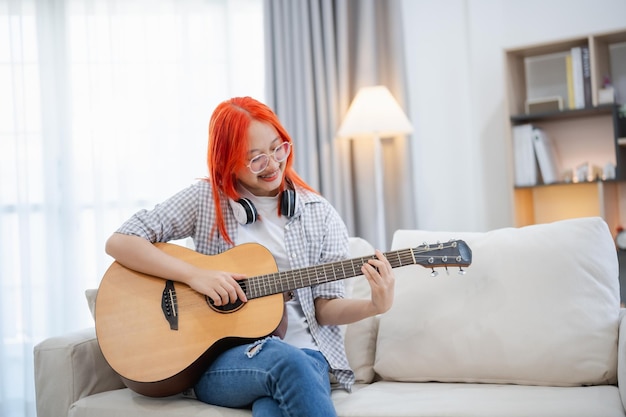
[337,85,413,250]
[599,88,616,104]
[603,162,616,180]
[574,162,589,183]
[562,168,574,183]
[599,75,616,104]
[525,96,563,114]
[573,162,603,183]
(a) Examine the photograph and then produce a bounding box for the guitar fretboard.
[243,242,467,299]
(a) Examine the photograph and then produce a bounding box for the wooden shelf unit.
[505,28,626,235]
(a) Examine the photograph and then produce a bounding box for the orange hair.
[207,96,317,244]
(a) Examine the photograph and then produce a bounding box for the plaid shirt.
[116,180,356,390]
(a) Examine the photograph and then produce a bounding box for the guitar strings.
[244,244,464,299]
[151,243,465,310]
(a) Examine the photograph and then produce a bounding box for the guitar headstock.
[413,240,472,275]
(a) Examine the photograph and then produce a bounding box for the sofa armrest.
[618,309,626,412]
[34,327,125,417]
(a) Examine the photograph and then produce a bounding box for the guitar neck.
[243,251,401,299]
[243,241,470,299]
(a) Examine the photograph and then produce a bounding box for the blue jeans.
[194,337,338,417]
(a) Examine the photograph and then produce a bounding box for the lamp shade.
[337,85,413,139]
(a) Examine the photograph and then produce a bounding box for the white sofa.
[34,216,626,417]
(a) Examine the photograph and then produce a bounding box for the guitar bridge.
[161,280,178,330]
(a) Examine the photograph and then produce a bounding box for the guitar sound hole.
[205,281,247,313]
[206,296,244,313]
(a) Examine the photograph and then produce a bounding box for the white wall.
[402,0,626,232]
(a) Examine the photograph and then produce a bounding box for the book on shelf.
[531,127,561,184]
[512,124,562,186]
[580,46,593,107]
[565,54,575,109]
[571,47,584,109]
[513,124,537,187]
[570,46,592,109]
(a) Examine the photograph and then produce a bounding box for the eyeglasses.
[246,141,291,174]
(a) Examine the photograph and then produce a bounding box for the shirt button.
[291,252,297,258]
[285,225,290,230]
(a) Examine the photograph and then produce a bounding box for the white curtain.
[264,0,415,249]
[0,0,264,415]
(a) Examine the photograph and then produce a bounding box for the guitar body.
[95,242,283,397]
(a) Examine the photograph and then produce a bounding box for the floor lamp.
[337,86,413,250]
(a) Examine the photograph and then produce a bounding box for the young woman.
[105,96,395,416]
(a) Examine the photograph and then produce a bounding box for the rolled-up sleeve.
[116,183,200,243]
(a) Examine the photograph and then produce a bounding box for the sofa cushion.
[34,328,125,417]
[333,381,625,417]
[68,389,251,417]
[375,217,620,386]
[344,237,379,384]
[67,382,626,417]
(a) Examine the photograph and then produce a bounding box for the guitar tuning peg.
[458,268,466,275]
[430,269,439,277]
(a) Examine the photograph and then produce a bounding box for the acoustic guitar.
[95,240,472,397]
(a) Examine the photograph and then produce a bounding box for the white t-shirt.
[235,187,318,350]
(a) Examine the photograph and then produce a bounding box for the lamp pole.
[373,134,387,250]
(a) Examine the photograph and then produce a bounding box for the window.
[0,1,264,415]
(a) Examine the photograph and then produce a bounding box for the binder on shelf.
[513,124,537,187]
[532,127,561,184]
